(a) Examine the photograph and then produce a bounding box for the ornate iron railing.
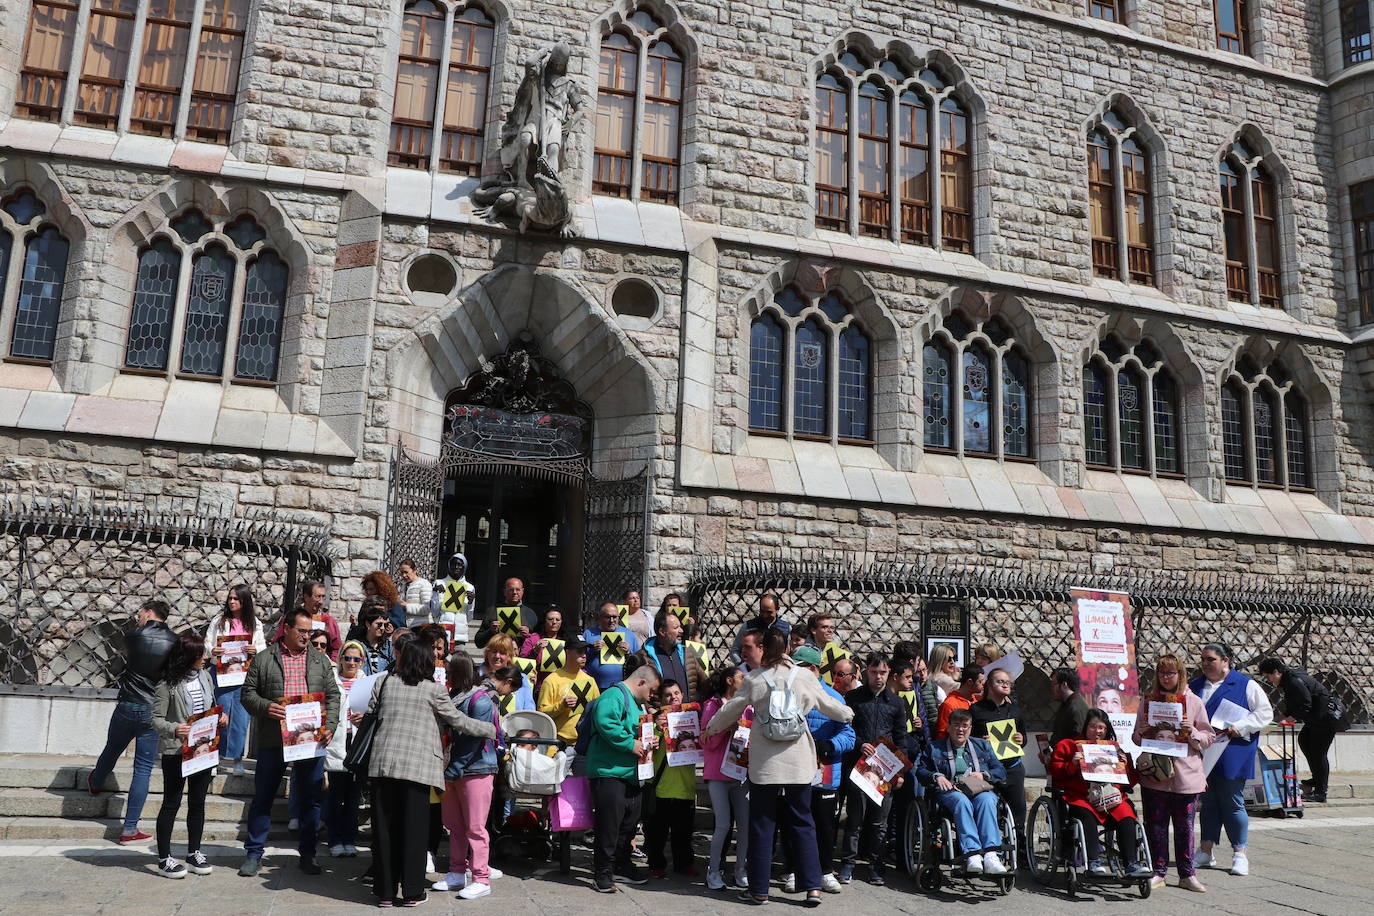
[689,551,1374,729]
[0,484,333,693]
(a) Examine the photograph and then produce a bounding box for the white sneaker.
[432,872,466,891]
[706,870,725,890]
[965,854,984,874]
[426,852,436,874]
[983,852,1008,875]
[782,873,796,893]
[458,882,491,900]
[329,844,346,857]
[1230,852,1249,876]
[485,867,503,881]
[343,844,358,857]
[821,873,842,893]
[288,818,300,831]
[1194,849,1214,869]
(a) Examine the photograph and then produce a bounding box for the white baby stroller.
[494,710,573,872]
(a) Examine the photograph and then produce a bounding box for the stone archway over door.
[383,268,662,621]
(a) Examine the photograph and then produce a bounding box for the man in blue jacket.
[777,646,857,894]
[915,707,1009,875]
[583,601,641,690]
[633,610,706,703]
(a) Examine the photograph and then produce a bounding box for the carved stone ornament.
[470,43,584,237]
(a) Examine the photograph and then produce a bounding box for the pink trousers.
[442,774,496,883]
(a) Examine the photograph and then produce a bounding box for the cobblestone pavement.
[1,806,1372,915]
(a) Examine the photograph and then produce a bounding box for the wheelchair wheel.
[998,874,1015,896]
[1026,795,1059,884]
[1138,877,1152,899]
[899,798,926,879]
[997,799,1018,873]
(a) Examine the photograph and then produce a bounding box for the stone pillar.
[319,188,384,451]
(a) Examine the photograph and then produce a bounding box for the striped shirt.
[184,675,208,716]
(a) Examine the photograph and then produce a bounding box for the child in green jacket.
[647,679,699,877]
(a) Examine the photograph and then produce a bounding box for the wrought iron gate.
[580,469,650,613]
[382,448,444,582]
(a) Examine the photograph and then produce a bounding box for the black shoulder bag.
[344,673,391,776]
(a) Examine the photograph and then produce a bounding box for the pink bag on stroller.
[550,775,594,832]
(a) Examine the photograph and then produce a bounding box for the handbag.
[951,744,992,797]
[1088,782,1123,814]
[551,775,594,831]
[343,673,390,776]
[1137,752,1175,782]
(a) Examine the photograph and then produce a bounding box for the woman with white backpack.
[704,627,854,907]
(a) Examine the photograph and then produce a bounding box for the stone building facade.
[2,0,1374,672]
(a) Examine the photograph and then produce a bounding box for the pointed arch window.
[595,9,684,204]
[816,55,974,253]
[748,288,873,444]
[924,313,1032,459]
[0,190,72,364]
[122,210,290,384]
[1221,141,1282,307]
[1081,336,1181,475]
[1087,109,1154,285]
[1222,359,1313,491]
[18,0,246,141]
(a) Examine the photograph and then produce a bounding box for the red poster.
[1070,588,1139,746]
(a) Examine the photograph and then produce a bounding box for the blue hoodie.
[809,682,857,790]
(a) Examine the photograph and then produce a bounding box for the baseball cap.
[792,645,823,667]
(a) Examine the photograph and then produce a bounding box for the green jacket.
[585,682,643,783]
[241,644,341,749]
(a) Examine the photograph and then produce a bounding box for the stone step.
[0,788,292,823]
[0,755,283,796]
[0,816,295,842]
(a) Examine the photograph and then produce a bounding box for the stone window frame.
[118,207,287,385]
[1220,355,1315,492]
[0,186,74,367]
[1218,130,1295,311]
[1351,179,1374,325]
[386,0,504,177]
[605,273,663,331]
[921,310,1035,462]
[14,0,255,145]
[917,288,1062,477]
[810,36,987,257]
[1083,99,1167,289]
[103,183,314,406]
[587,1,698,209]
[1215,0,1252,55]
[1081,334,1186,478]
[1339,1,1374,67]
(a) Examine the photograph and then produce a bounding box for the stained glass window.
[1083,363,1110,467]
[1253,386,1278,485]
[1222,380,1248,482]
[9,226,69,361]
[962,345,993,455]
[235,250,288,381]
[793,319,829,436]
[748,313,784,431]
[923,341,953,450]
[838,326,871,441]
[1002,350,1031,458]
[124,239,181,371]
[179,244,234,376]
[1152,371,1179,474]
[1284,392,1309,488]
[1117,366,1146,470]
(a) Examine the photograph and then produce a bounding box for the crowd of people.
[85,565,1347,905]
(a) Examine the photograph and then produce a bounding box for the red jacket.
[1049,737,1138,824]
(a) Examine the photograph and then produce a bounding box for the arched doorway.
[385,331,649,622]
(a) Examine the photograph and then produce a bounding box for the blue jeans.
[214,684,248,760]
[245,747,323,858]
[935,788,1003,856]
[1200,775,1249,849]
[325,770,363,845]
[90,700,158,834]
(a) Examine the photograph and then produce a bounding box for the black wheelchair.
[897,788,1017,896]
[1026,788,1152,899]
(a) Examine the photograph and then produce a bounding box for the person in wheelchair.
[915,707,1009,875]
[1049,709,1153,879]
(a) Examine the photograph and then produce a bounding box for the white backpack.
[758,667,808,742]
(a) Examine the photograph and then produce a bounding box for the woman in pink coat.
[1133,654,1216,892]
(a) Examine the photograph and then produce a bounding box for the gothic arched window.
[1087,109,1154,285]
[1221,140,1282,307]
[595,9,684,204]
[923,313,1032,459]
[1081,336,1181,475]
[748,288,873,444]
[123,210,290,383]
[0,189,71,364]
[389,2,495,175]
[815,54,973,253]
[1222,358,1312,490]
[17,0,246,141]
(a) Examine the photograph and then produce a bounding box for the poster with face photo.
[1070,587,1139,750]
